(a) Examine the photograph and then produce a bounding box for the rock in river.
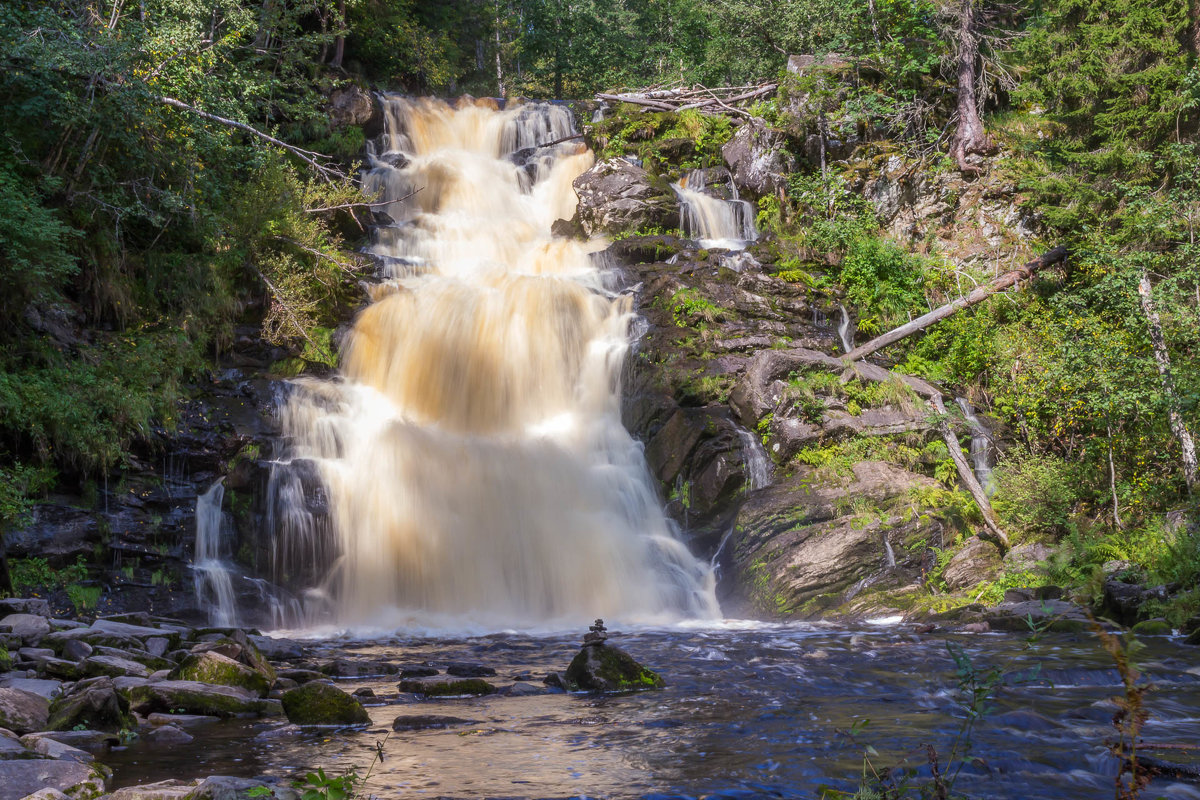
[280,682,369,726]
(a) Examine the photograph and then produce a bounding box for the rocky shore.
[0,605,670,800]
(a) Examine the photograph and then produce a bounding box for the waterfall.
[837,304,856,354]
[193,479,239,627]
[736,427,773,492]
[271,96,719,628]
[955,398,996,496]
[673,170,757,250]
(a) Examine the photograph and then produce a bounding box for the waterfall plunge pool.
[103,623,1200,799]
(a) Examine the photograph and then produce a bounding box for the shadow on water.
[103,624,1200,799]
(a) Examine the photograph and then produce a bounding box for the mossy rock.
[170,651,271,697]
[1131,619,1173,636]
[564,644,664,692]
[396,678,496,697]
[125,680,276,718]
[280,682,370,726]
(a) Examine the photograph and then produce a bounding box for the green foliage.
[9,555,88,596]
[297,768,359,800]
[66,583,102,612]
[669,289,724,326]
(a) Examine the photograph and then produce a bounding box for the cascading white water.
[837,304,856,354]
[673,169,757,250]
[736,427,773,492]
[193,479,239,627]
[271,96,719,628]
[955,398,996,496]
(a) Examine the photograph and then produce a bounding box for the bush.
[991,448,1082,539]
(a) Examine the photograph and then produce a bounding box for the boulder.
[0,759,107,800]
[0,615,50,646]
[445,662,496,678]
[0,599,51,618]
[146,724,193,744]
[280,683,369,726]
[17,734,93,763]
[60,640,93,662]
[0,733,33,761]
[21,730,117,752]
[105,777,298,800]
[1102,579,1168,626]
[942,538,1004,591]
[124,681,276,718]
[169,652,270,697]
[47,677,134,733]
[328,83,380,130]
[397,664,438,678]
[391,714,475,732]
[248,635,302,662]
[396,678,496,697]
[0,689,49,735]
[0,678,62,701]
[572,158,678,236]
[721,121,796,197]
[565,643,664,692]
[82,655,152,680]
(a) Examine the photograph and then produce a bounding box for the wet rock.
[1002,586,1062,604]
[0,689,49,734]
[17,734,93,762]
[397,664,439,678]
[146,713,219,727]
[0,615,50,646]
[105,776,299,800]
[542,672,566,689]
[0,599,51,618]
[500,682,548,697]
[0,758,107,800]
[319,659,397,678]
[722,121,797,197]
[0,733,33,761]
[82,655,153,680]
[280,683,369,727]
[61,640,93,662]
[169,651,270,697]
[397,678,496,697]
[391,714,475,732]
[961,622,991,633]
[983,599,1091,633]
[22,730,118,752]
[146,724,193,744]
[1186,629,1200,646]
[728,461,940,617]
[47,676,135,732]
[144,638,170,658]
[328,83,380,130]
[565,643,664,692]
[1102,578,1168,626]
[125,681,277,718]
[0,678,61,701]
[942,538,1003,591]
[92,619,182,650]
[445,663,496,678]
[351,687,375,699]
[572,158,679,236]
[276,669,325,684]
[1003,542,1054,573]
[39,658,84,681]
[248,635,302,662]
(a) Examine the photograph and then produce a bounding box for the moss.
[281,683,369,726]
[397,678,496,697]
[0,644,9,672]
[564,644,664,692]
[1130,619,1172,635]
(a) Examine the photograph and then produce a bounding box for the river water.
[105,623,1200,799]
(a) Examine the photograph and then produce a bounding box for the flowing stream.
[192,479,239,627]
[266,97,717,630]
[104,625,1200,799]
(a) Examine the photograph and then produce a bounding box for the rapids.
[267,97,717,629]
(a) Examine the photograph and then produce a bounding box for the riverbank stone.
[565,643,664,692]
[124,680,276,718]
[280,682,370,726]
[396,677,497,697]
[0,758,108,800]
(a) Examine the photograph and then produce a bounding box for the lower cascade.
[673,168,757,250]
[268,97,718,628]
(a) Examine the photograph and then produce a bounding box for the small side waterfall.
[737,427,773,492]
[837,304,856,354]
[673,170,757,250]
[955,398,996,496]
[193,479,239,627]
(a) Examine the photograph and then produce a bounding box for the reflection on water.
[106,625,1200,799]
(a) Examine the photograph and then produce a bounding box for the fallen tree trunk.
[596,93,677,112]
[931,395,1010,554]
[844,246,1069,362]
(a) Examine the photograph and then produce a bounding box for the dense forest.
[1,0,1198,621]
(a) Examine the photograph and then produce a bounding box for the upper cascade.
[268,96,719,629]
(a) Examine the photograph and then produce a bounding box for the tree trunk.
[1137,272,1198,494]
[844,246,1069,361]
[330,0,345,69]
[494,1,505,97]
[947,0,996,175]
[0,535,12,596]
[932,395,1011,554]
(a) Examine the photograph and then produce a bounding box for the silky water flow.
[267,97,719,629]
